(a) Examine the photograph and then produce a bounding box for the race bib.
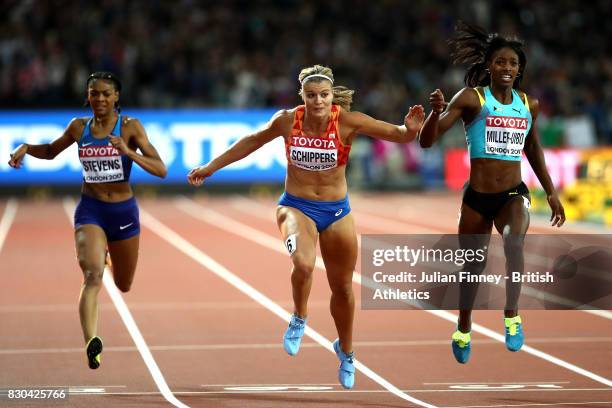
[79,145,125,183]
[289,136,338,171]
[484,116,528,157]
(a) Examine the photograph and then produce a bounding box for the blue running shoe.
[451,330,471,364]
[504,315,524,352]
[283,314,306,356]
[332,339,355,389]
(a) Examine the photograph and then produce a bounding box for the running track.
[0,192,610,408]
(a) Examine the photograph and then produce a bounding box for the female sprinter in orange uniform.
[188,64,424,388]
[419,23,565,364]
[9,72,167,369]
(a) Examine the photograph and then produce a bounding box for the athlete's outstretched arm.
[341,105,424,144]
[110,118,167,178]
[419,88,477,148]
[522,97,565,227]
[187,110,288,186]
[8,119,81,168]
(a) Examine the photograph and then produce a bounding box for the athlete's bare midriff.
[469,158,522,193]
[82,182,133,202]
[285,165,348,201]
[281,107,352,201]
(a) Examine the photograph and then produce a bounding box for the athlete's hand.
[108,135,130,155]
[187,164,214,186]
[548,193,566,227]
[429,89,448,114]
[404,105,425,133]
[8,144,28,169]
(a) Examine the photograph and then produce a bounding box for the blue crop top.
[465,87,532,161]
[78,115,133,183]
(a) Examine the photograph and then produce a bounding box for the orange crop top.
[285,105,351,171]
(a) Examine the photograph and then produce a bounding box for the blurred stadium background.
[0,0,610,225]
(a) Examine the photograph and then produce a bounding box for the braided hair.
[449,21,526,89]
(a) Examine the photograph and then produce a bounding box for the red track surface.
[0,192,610,408]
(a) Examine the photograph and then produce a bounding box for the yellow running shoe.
[504,315,524,352]
[451,329,471,364]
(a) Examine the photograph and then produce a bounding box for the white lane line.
[1,384,126,388]
[224,385,334,391]
[424,382,569,385]
[59,388,612,396]
[229,197,273,221]
[0,300,329,312]
[3,298,610,319]
[440,400,612,408]
[191,388,610,394]
[579,309,612,320]
[179,197,612,388]
[0,198,18,255]
[62,198,189,408]
[140,207,437,408]
[2,336,611,355]
[201,383,340,387]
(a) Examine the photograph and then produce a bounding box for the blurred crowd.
[1,0,610,148]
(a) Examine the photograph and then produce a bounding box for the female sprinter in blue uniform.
[188,64,424,389]
[8,72,167,369]
[419,22,565,364]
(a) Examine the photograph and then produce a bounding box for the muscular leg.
[319,214,358,354]
[457,204,493,333]
[494,197,530,318]
[75,225,107,343]
[276,206,318,318]
[108,235,140,293]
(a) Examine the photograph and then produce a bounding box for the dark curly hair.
[449,21,526,89]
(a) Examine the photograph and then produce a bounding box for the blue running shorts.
[74,194,140,242]
[278,192,351,232]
